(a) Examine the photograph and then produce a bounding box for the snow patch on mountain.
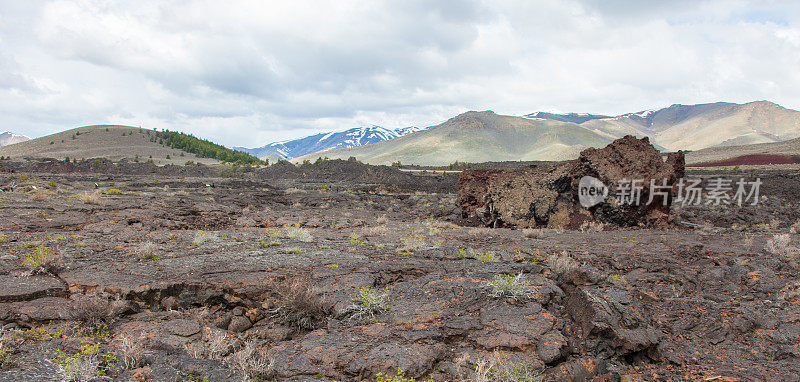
[236,125,427,160]
[0,132,30,147]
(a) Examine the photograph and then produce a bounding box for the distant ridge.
[533,101,800,151]
[298,101,800,165]
[236,125,426,160]
[295,110,614,165]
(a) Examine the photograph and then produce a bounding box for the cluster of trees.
[153,130,265,165]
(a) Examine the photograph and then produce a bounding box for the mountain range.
[235,125,426,161]
[3,101,800,167]
[298,101,800,165]
[0,132,30,147]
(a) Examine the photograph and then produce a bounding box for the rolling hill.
[295,111,615,165]
[0,125,238,165]
[307,101,800,166]
[572,101,800,151]
[236,125,426,160]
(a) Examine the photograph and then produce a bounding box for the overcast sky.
[1,0,800,147]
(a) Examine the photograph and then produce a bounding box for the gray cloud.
[0,0,799,146]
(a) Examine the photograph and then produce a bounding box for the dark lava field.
[0,159,799,381]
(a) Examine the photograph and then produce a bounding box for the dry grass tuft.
[269,280,332,332]
[283,187,307,195]
[742,233,756,250]
[457,351,544,382]
[522,228,546,239]
[284,225,313,242]
[136,242,159,260]
[70,294,114,328]
[375,215,388,225]
[78,190,104,205]
[184,327,231,360]
[765,233,799,258]
[790,220,800,234]
[548,251,579,276]
[114,333,145,370]
[361,225,389,237]
[468,227,494,237]
[29,189,50,202]
[579,221,605,232]
[226,340,275,381]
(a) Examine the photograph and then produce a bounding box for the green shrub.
[490,274,532,299]
[22,246,60,273]
[346,286,389,320]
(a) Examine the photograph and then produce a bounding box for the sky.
[1,0,800,148]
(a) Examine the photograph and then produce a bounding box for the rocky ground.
[0,161,799,381]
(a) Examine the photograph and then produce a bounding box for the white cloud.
[0,0,798,146]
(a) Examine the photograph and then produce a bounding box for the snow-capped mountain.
[237,125,427,160]
[0,132,30,147]
[523,112,610,124]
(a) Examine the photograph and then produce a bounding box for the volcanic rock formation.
[458,135,685,228]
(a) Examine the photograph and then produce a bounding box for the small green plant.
[12,326,56,343]
[347,286,389,320]
[193,230,213,245]
[400,234,426,252]
[53,342,115,382]
[0,328,15,370]
[22,245,60,273]
[376,370,433,382]
[607,274,627,285]
[474,250,500,262]
[490,274,532,299]
[349,232,363,244]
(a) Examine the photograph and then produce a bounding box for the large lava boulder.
[457,136,684,228]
